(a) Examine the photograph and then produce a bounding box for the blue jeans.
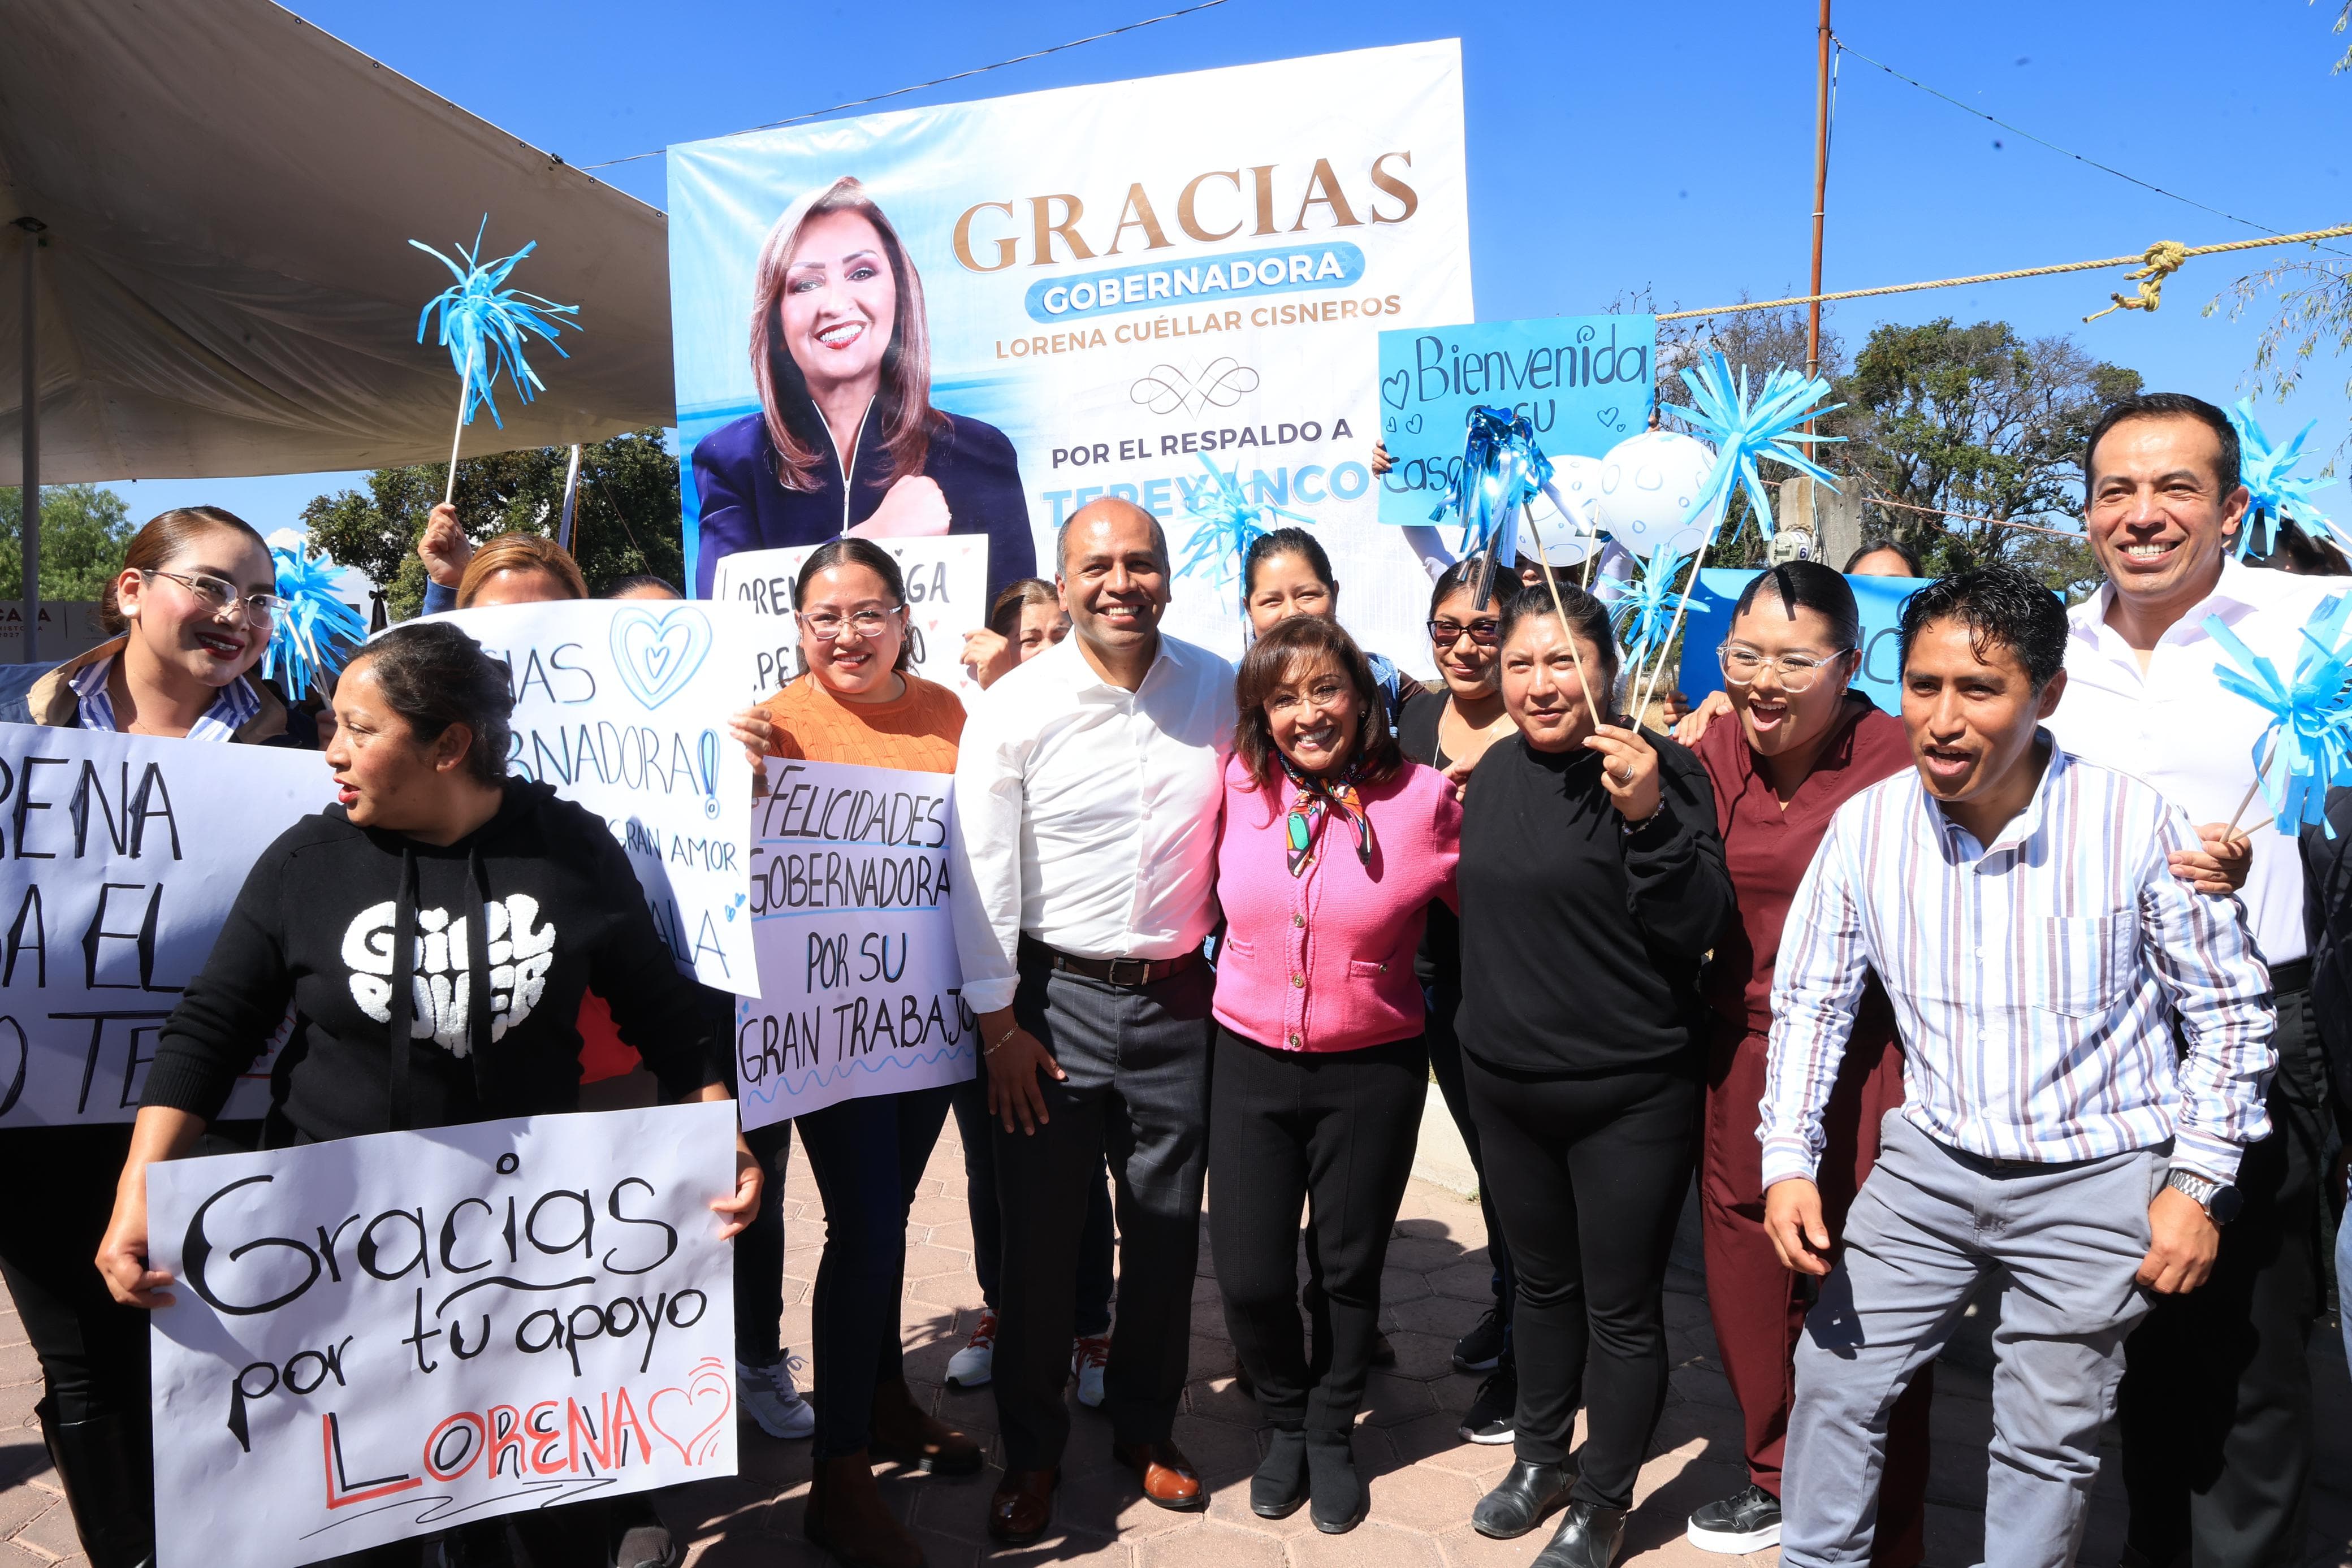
[950,1072,1115,1335]
[795,1085,956,1459]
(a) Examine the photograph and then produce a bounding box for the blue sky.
[109,0,2352,549]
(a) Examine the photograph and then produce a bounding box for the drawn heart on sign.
[1381,370,1411,409]
[1405,414,1424,435]
[611,607,713,711]
[1596,408,1620,428]
[648,1356,733,1466]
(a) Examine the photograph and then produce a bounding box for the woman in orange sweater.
[742,538,978,1568]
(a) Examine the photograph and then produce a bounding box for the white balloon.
[1515,453,1605,565]
[1593,429,1726,557]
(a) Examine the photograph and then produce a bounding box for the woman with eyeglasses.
[1210,615,1459,1533]
[0,506,301,1567]
[1395,561,1524,1441]
[740,537,983,1568]
[1674,563,1928,1563]
[1458,582,1730,1568]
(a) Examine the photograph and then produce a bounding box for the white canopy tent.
[0,0,675,656]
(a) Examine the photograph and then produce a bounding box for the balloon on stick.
[2208,590,2352,837]
[412,218,581,507]
[2225,399,2340,560]
[263,544,369,701]
[1174,454,1313,629]
[1629,353,1844,719]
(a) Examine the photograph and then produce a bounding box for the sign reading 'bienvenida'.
[146,1103,739,1568]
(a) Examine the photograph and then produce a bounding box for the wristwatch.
[2165,1168,2244,1225]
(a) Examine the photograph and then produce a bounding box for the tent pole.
[16,218,42,666]
[557,443,582,552]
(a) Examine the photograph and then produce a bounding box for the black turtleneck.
[1455,729,1730,1075]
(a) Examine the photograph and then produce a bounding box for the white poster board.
[708,538,989,700]
[735,757,974,1129]
[430,601,759,995]
[0,727,334,1125]
[147,1102,740,1568]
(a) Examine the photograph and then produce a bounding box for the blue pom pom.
[412,217,580,430]
[265,545,369,701]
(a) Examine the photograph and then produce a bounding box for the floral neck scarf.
[1279,752,1375,877]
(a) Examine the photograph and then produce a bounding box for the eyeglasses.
[144,569,289,625]
[1718,643,1854,692]
[1265,677,1352,717]
[1428,617,1501,647]
[797,607,902,641]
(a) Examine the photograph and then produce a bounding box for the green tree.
[302,430,684,619]
[1826,318,2139,592]
[0,484,141,600]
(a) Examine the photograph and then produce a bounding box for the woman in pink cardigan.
[1210,614,1462,1534]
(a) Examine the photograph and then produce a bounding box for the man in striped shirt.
[1759,566,2276,1568]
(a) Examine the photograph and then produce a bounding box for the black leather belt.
[1021,935,1201,988]
[2270,958,2311,995]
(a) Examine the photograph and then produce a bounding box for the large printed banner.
[1376,315,1656,524]
[433,601,759,994]
[1675,568,1930,708]
[668,41,1472,672]
[0,727,334,1126]
[735,757,972,1129]
[148,1103,739,1568]
[711,538,988,699]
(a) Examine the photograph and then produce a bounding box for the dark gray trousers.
[991,951,1214,1470]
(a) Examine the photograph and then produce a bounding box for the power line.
[1833,36,2337,252]
[582,0,1236,171]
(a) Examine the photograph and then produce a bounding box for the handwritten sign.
[1674,568,1929,709]
[707,538,989,700]
[431,601,758,995]
[734,757,974,1129]
[1376,315,1657,525]
[146,1102,738,1568]
[0,728,333,1125]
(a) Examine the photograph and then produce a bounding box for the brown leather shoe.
[804,1452,923,1568]
[870,1376,983,1476]
[1111,1441,1207,1511]
[987,1467,1059,1545]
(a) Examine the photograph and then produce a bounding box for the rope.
[582,0,1234,170]
[1854,491,2081,539]
[1655,224,2352,322]
[2082,240,2189,322]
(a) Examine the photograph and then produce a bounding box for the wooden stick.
[2221,735,2278,837]
[1631,540,1715,722]
[442,343,475,508]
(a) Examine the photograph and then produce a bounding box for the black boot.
[1250,1428,1307,1519]
[1304,1430,1363,1535]
[1532,1501,1628,1568]
[1472,1458,1573,1539]
[36,1398,154,1568]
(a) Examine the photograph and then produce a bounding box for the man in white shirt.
[949,497,1233,1545]
[2044,393,2334,1568]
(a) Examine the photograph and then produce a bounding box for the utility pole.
[1806,0,1832,384]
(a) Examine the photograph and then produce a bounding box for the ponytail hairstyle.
[1731,560,1862,652]
[1243,527,1337,600]
[793,536,913,675]
[343,621,514,786]
[102,506,273,635]
[455,533,588,607]
[1497,581,1622,694]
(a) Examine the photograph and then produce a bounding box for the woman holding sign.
[93,620,761,1568]
[0,504,295,1568]
[691,176,1036,603]
[1208,615,1459,1534]
[740,537,984,1568]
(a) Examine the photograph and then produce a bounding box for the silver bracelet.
[984,1023,1022,1058]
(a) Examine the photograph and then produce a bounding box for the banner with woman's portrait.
[666,41,1471,669]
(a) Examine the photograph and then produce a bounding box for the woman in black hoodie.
[94,620,758,1566]
[1454,584,1731,1568]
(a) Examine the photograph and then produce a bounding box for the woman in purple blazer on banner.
[690,175,1036,601]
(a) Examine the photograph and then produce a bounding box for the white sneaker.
[1071,1333,1110,1409]
[738,1353,814,1440]
[946,1310,998,1389]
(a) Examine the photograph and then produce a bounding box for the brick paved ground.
[0,1111,2344,1566]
